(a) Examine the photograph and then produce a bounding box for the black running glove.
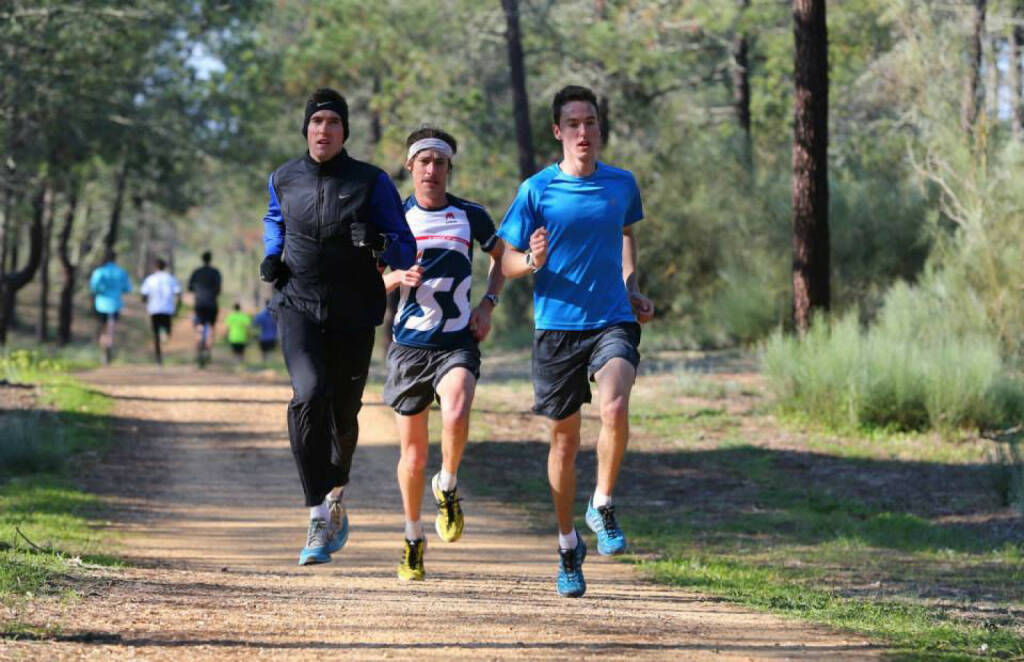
[350,222,391,254]
[259,254,285,283]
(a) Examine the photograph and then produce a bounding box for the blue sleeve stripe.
[262,172,284,257]
[369,172,416,269]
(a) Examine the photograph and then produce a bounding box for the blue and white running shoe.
[556,538,587,598]
[326,498,349,554]
[585,500,627,556]
[298,518,331,565]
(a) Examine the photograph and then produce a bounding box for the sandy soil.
[2,365,881,660]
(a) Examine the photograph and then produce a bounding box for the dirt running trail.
[4,365,879,660]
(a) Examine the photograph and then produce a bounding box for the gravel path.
[3,365,880,660]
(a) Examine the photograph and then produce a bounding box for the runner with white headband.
[406,137,454,162]
[382,126,506,581]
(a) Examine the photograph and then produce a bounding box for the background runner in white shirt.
[139,258,182,365]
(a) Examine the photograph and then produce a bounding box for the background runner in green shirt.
[224,304,251,363]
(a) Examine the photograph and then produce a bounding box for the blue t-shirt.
[89,262,132,314]
[393,194,497,348]
[498,162,643,331]
[251,308,277,342]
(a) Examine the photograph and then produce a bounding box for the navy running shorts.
[531,321,641,420]
[150,314,172,335]
[383,342,481,415]
[193,305,218,326]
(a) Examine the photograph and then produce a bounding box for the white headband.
[407,138,454,162]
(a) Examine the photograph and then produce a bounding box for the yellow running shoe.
[397,538,426,581]
[431,473,464,543]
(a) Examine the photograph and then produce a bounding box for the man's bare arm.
[500,227,549,279]
[623,225,654,323]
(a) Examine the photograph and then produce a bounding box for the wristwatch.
[524,251,538,271]
[483,293,499,307]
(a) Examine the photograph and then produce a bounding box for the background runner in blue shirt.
[250,301,278,363]
[89,249,132,364]
[498,85,654,599]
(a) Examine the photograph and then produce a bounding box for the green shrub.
[762,281,1022,432]
[0,415,67,476]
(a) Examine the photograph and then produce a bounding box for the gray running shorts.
[531,321,641,421]
[383,342,482,415]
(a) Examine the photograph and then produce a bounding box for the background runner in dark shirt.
[188,251,222,357]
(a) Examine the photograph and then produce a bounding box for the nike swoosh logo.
[317,101,331,107]
[350,374,364,381]
[338,193,351,200]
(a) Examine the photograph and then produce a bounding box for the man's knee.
[600,394,630,427]
[399,443,429,475]
[549,415,581,461]
[290,373,327,405]
[439,396,471,431]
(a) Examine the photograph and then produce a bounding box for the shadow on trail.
[461,437,1024,610]
[5,628,876,657]
[465,439,1020,553]
[108,395,390,407]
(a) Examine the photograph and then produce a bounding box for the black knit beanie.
[301,90,349,140]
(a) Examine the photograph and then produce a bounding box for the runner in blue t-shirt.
[250,301,278,363]
[89,249,133,364]
[382,127,505,581]
[498,85,654,598]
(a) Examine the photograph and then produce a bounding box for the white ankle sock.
[592,491,612,508]
[558,528,578,551]
[309,502,329,521]
[437,469,457,492]
[405,520,424,541]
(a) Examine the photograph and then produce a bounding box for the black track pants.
[278,307,375,506]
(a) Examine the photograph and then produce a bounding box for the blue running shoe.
[585,500,627,555]
[298,518,331,565]
[326,498,349,554]
[556,538,587,598]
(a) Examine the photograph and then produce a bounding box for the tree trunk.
[732,0,753,169]
[0,154,12,281]
[985,36,1000,122]
[57,179,80,346]
[1012,4,1024,140]
[134,195,150,279]
[36,183,55,342]
[371,72,383,147]
[791,0,830,334]
[105,157,129,252]
[0,186,46,344]
[961,0,986,136]
[501,0,536,180]
[598,96,610,145]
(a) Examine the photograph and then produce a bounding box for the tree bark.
[1012,3,1024,140]
[985,36,1000,123]
[0,186,45,344]
[134,194,150,279]
[57,179,80,346]
[598,96,610,146]
[371,72,383,147]
[791,0,830,334]
[732,0,753,170]
[501,0,536,180]
[104,157,128,252]
[961,0,986,136]
[36,183,55,342]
